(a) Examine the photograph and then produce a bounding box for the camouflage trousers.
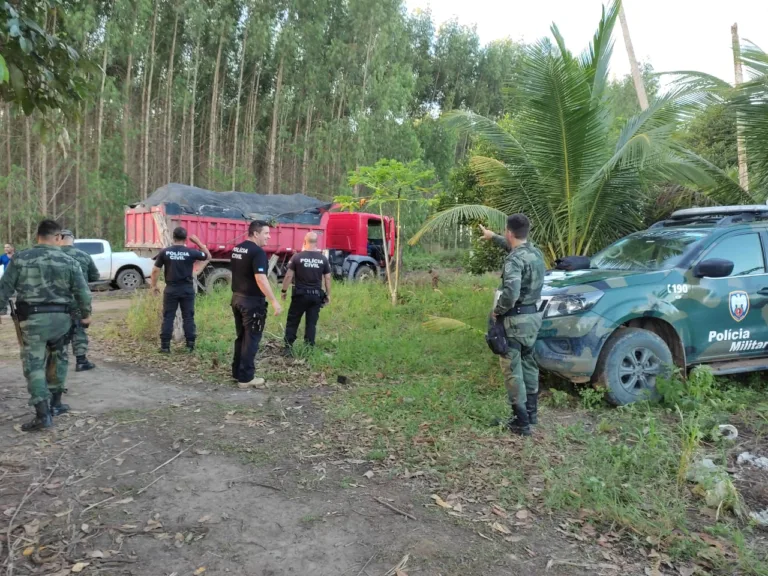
[499,313,541,411]
[70,313,88,357]
[19,313,72,406]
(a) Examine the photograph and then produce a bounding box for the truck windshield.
[590,230,708,271]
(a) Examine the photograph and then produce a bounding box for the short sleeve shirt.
[287,251,330,290]
[230,240,269,298]
[154,245,207,287]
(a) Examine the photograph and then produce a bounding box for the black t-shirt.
[231,240,269,299]
[154,245,207,288]
[288,250,330,290]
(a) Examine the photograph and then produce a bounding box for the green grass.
[118,278,768,574]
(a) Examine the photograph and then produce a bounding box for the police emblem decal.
[729,290,750,323]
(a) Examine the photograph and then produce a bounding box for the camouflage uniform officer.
[480,215,545,436]
[58,230,99,371]
[0,220,92,431]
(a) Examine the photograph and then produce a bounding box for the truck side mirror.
[693,258,734,278]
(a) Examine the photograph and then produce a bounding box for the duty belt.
[503,303,538,316]
[16,302,71,315]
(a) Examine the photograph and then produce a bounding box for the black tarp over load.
[137,183,333,224]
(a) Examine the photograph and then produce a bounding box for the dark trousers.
[231,300,266,383]
[161,289,196,344]
[284,293,323,346]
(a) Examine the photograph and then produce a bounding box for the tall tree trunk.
[732,23,749,191]
[353,28,376,195]
[618,4,648,111]
[247,62,262,186]
[291,113,300,191]
[208,28,225,186]
[123,10,136,178]
[95,37,109,235]
[143,0,159,199]
[190,36,201,186]
[179,56,192,185]
[24,117,31,243]
[301,103,312,194]
[41,144,48,216]
[266,55,284,195]
[5,105,11,241]
[231,25,249,191]
[166,8,179,184]
[75,111,82,236]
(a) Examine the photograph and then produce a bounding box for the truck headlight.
[544,291,603,318]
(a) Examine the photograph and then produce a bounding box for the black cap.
[60,229,74,238]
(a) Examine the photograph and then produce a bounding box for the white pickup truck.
[74,239,154,290]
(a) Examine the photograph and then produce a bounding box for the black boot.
[160,341,171,354]
[186,340,195,352]
[21,401,53,432]
[508,405,532,437]
[526,393,538,425]
[50,391,70,416]
[75,355,95,372]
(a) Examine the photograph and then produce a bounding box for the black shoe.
[186,341,195,352]
[509,405,532,436]
[50,391,70,416]
[75,355,95,372]
[160,342,171,354]
[526,393,538,426]
[21,401,53,432]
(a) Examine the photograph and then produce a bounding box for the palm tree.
[410,0,733,263]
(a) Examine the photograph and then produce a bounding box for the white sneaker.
[238,377,266,389]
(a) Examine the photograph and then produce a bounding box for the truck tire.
[205,267,232,290]
[594,327,672,406]
[354,264,377,282]
[115,267,144,291]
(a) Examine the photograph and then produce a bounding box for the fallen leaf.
[491,522,511,535]
[453,502,463,513]
[114,458,125,466]
[505,535,524,543]
[678,566,696,576]
[491,505,508,518]
[515,509,530,520]
[88,550,104,559]
[198,515,211,523]
[71,562,90,573]
[193,568,206,575]
[112,498,134,505]
[395,570,408,576]
[363,470,374,479]
[55,509,73,518]
[194,449,211,456]
[81,523,91,534]
[431,494,452,509]
[75,419,86,428]
[23,519,40,536]
[23,546,34,556]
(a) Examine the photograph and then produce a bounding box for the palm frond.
[579,0,619,101]
[408,204,508,246]
[421,315,483,335]
[441,110,529,164]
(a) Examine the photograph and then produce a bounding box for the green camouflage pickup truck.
[535,205,768,405]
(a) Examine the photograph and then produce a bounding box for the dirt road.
[0,298,641,575]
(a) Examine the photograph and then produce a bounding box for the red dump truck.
[125,184,396,290]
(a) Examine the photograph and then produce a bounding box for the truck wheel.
[205,267,232,290]
[354,265,377,282]
[595,328,672,406]
[115,268,143,290]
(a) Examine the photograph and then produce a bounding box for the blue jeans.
[231,298,266,383]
